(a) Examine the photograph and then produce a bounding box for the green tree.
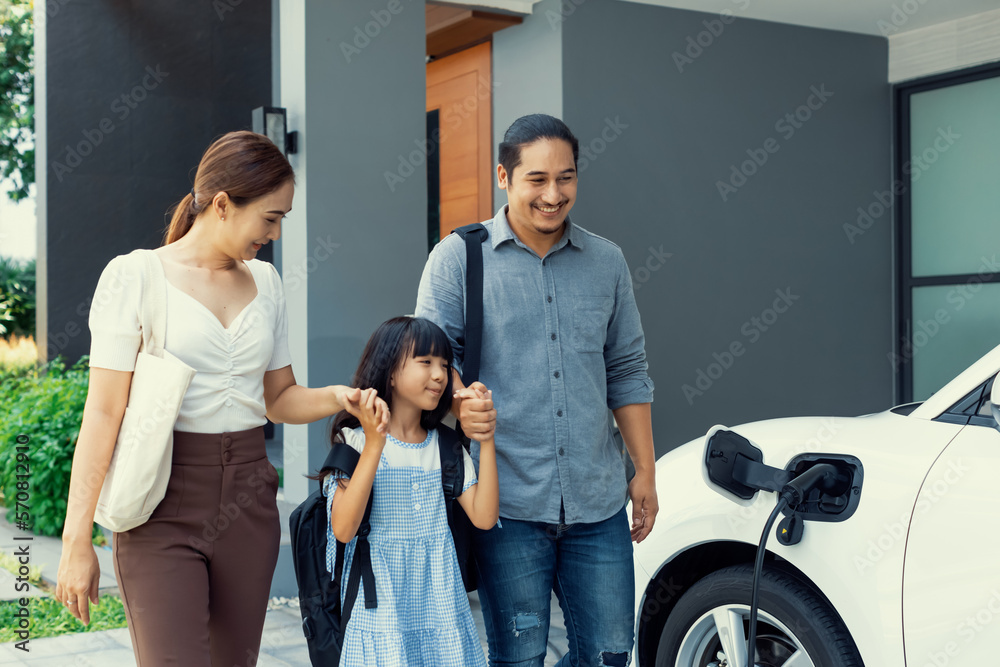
[0,0,33,202]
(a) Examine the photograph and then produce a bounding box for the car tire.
[656,564,863,667]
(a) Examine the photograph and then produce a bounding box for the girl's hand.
[455,383,494,442]
[338,386,389,434]
[55,539,101,625]
[343,388,390,438]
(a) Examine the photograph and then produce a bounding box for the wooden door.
[426,41,493,240]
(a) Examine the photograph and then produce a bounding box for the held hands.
[455,381,496,442]
[337,386,390,435]
[628,470,659,543]
[55,539,101,625]
[341,387,390,439]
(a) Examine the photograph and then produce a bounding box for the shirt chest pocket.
[570,296,613,353]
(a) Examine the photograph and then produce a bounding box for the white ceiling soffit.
[620,0,1000,36]
[446,0,544,14]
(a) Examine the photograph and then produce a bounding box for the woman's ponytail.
[163,192,200,245]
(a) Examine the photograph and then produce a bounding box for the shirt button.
[550,333,556,341]
[547,296,553,303]
[413,503,421,511]
[557,410,563,417]
[412,482,419,491]
[559,447,565,456]
[554,371,560,379]
[225,399,233,407]
[223,451,232,462]
[228,379,235,387]
[226,361,234,370]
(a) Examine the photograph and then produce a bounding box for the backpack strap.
[437,425,479,592]
[452,223,488,387]
[322,439,378,630]
[437,424,466,500]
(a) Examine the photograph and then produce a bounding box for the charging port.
[781,454,864,523]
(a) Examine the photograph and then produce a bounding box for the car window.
[978,377,995,417]
[935,380,987,425]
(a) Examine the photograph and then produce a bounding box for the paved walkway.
[0,511,568,665]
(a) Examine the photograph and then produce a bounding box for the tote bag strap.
[135,249,168,356]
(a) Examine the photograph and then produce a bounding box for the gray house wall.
[278,0,429,502]
[557,0,893,450]
[37,0,272,366]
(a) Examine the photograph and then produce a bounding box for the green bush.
[0,595,128,642]
[0,256,36,338]
[0,357,89,537]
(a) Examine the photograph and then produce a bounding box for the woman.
[55,131,387,666]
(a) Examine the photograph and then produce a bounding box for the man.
[415,114,656,667]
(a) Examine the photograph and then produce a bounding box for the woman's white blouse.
[88,253,292,434]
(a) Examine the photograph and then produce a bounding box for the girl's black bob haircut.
[324,316,454,461]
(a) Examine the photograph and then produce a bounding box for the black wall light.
[251,106,298,156]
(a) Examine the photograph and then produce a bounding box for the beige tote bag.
[94,249,196,532]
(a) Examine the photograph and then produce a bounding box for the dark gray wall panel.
[561,0,892,452]
[41,0,272,364]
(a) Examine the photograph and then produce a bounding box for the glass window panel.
[910,75,1000,278]
[911,284,1000,400]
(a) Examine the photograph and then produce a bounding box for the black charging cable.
[745,464,839,667]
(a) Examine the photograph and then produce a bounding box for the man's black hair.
[498,114,579,179]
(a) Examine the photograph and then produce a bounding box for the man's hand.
[628,470,658,543]
[455,381,496,441]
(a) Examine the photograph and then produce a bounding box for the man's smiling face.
[498,137,578,242]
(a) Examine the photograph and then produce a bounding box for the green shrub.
[0,595,128,642]
[0,257,36,338]
[0,357,89,537]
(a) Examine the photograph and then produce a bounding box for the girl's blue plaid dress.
[324,427,487,666]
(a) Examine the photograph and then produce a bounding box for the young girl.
[322,316,498,665]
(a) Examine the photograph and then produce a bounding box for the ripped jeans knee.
[598,650,630,667]
[512,611,541,636]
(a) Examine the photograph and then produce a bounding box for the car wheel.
[656,564,863,667]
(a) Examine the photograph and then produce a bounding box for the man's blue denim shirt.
[415,206,654,524]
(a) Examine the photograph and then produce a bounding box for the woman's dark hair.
[163,130,295,245]
[313,317,454,484]
[498,113,579,179]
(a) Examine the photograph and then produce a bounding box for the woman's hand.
[55,539,101,625]
[342,388,390,439]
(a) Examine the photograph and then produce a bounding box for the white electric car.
[633,344,1000,667]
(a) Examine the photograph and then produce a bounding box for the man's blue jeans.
[473,506,635,667]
